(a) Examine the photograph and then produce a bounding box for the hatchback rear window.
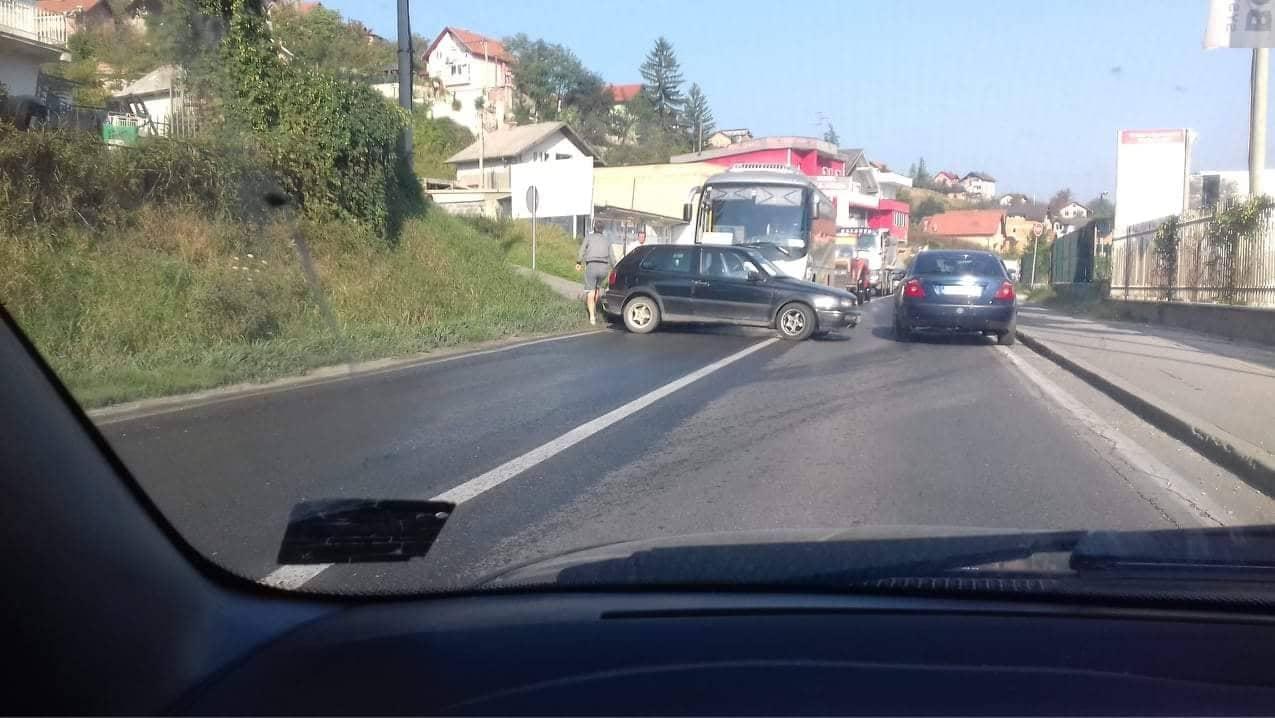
[640,248,695,273]
[913,254,1004,277]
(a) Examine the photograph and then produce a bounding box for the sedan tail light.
[993,281,1015,301]
[608,270,618,289]
[903,278,925,298]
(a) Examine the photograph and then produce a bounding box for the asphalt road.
[100,298,1275,593]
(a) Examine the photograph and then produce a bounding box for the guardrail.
[1110,205,1275,308]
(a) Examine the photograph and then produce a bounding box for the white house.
[0,0,66,98]
[111,65,178,136]
[960,172,997,200]
[423,26,515,135]
[1056,201,1090,220]
[998,193,1030,207]
[447,121,601,191]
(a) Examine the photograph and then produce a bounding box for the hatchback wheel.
[777,303,815,341]
[894,317,912,342]
[623,296,660,334]
[997,330,1016,346]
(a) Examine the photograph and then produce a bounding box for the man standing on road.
[576,220,612,325]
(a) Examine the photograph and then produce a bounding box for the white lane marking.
[998,345,1226,527]
[260,337,781,590]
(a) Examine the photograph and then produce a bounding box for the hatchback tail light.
[903,278,925,298]
[608,270,617,289]
[993,281,1015,301]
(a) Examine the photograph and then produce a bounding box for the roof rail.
[727,163,800,173]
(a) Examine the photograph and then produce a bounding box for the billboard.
[510,157,594,219]
[1205,0,1275,49]
[1114,129,1193,238]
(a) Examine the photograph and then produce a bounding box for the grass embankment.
[1,209,585,407]
[469,216,582,282]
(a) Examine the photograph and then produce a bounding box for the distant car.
[603,245,859,340]
[893,250,1017,345]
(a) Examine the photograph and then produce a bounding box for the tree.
[505,33,611,145]
[912,196,946,224]
[639,36,684,129]
[913,157,932,189]
[1047,188,1073,215]
[907,162,917,178]
[603,93,690,165]
[682,83,714,149]
[1087,193,1114,219]
[822,124,840,146]
[270,4,394,77]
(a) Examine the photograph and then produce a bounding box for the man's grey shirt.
[577,232,612,264]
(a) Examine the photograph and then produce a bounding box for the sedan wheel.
[623,296,660,334]
[777,303,815,341]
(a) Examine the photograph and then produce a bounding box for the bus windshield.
[707,184,810,259]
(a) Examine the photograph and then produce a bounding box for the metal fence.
[1109,205,1275,307]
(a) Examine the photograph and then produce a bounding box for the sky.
[327,0,1265,201]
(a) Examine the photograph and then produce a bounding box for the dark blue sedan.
[893,250,1017,345]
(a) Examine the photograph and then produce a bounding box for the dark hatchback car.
[603,245,859,340]
[893,250,1017,345]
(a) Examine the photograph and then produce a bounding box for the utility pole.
[478,41,488,188]
[1251,47,1268,196]
[396,0,412,157]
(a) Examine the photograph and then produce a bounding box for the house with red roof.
[36,0,111,33]
[421,27,516,135]
[920,209,1011,253]
[607,83,642,105]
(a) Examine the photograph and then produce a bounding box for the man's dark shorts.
[583,262,609,290]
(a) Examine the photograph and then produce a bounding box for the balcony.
[0,0,68,48]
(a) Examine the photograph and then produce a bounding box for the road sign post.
[525,185,539,271]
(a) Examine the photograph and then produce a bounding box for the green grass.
[463,216,582,282]
[1,208,585,407]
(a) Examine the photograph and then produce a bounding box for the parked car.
[603,245,859,340]
[893,250,1017,345]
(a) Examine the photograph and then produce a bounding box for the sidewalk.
[1016,305,1275,491]
[513,265,581,301]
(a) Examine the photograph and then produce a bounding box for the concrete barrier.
[1104,299,1275,346]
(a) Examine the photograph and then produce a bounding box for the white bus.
[678,166,838,285]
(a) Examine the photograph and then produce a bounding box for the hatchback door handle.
[693,280,710,287]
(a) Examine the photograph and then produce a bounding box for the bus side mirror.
[682,203,692,222]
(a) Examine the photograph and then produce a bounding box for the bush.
[0,125,275,237]
[411,114,473,179]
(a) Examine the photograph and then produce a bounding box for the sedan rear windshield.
[913,254,1004,277]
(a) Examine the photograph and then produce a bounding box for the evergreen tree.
[683,83,714,149]
[639,36,685,129]
[822,124,840,146]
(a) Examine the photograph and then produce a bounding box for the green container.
[102,123,139,146]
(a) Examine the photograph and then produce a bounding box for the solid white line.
[260,337,780,590]
[997,345,1225,526]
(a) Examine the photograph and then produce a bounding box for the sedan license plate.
[937,285,982,297]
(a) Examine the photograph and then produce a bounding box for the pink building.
[869,198,910,244]
[670,136,850,177]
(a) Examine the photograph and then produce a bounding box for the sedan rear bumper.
[602,290,626,316]
[900,302,1015,333]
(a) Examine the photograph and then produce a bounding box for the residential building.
[110,64,179,137]
[998,192,1030,206]
[670,135,853,177]
[920,209,1010,252]
[0,0,66,98]
[446,121,600,191]
[1004,214,1046,248]
[960,172,997,200]
[704,128,752,148]
[932,170,960,188]
[606,83,641,108]
[1056,201,1090,220]
[36,0,111,33]
[422,26,516,135]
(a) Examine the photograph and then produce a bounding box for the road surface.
[100,299,1275,593]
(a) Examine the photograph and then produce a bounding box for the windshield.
[707,183,810,258]
[913,253,1006,276]
[5,0,1275,602]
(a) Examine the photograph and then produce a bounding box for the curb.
[89,328,602,425]
[1016,328,1275,497]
